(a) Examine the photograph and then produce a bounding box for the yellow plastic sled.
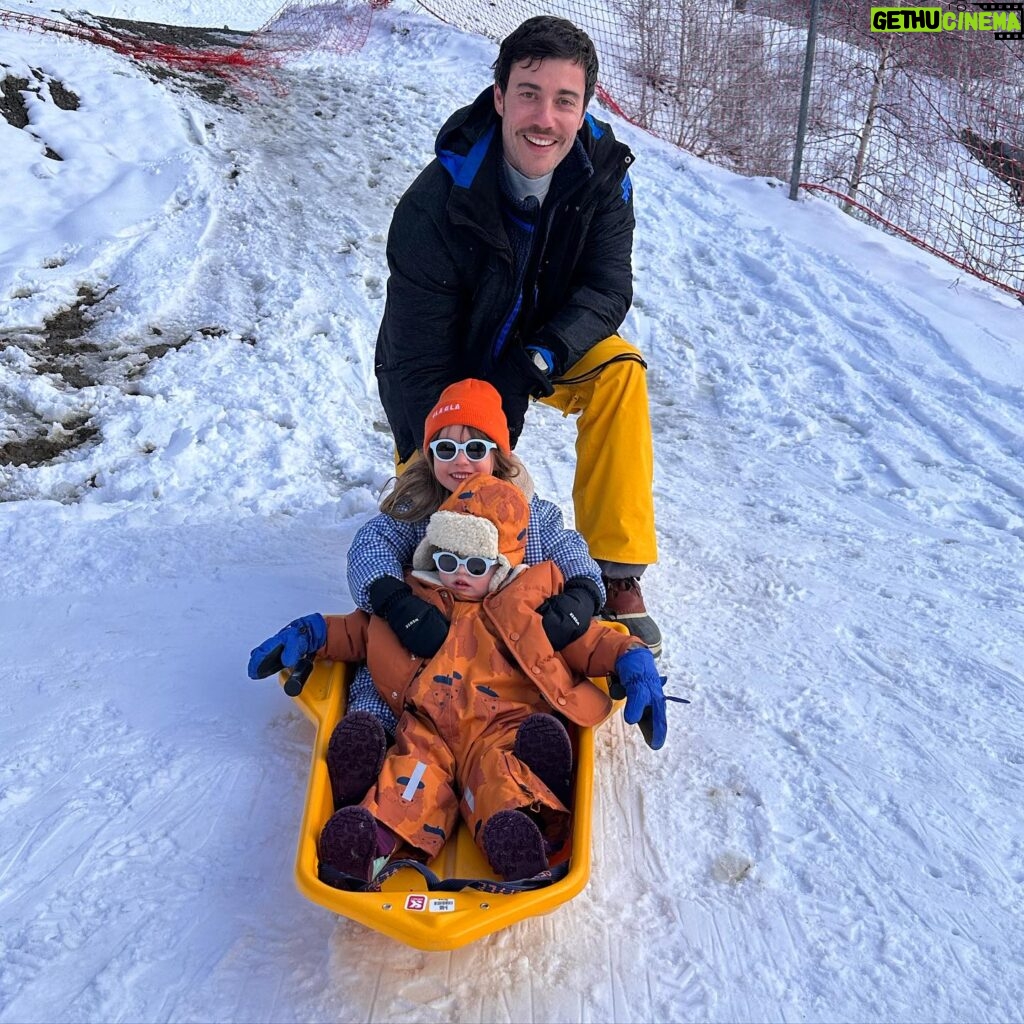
[284,659,602,952]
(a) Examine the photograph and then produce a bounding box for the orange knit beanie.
[422,379,512,455]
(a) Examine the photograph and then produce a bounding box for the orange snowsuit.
[322,561,639,859]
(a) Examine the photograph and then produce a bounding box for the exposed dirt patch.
[0,414,99,470]
[1,287,199,390]
[48,78,80,111]
[2,14,250,480]
[82,14,252,50]
[22,287,108,389]
[0,73,30,129]
[43,287,106,347]
[0,286,201,473]
[1,68,73,158]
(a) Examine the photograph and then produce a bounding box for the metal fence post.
[789,0,822,200]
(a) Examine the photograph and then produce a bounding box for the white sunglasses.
[432,551,499,576]
[429,438,498,462]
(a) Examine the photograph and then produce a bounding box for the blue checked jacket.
[345,493,604,732]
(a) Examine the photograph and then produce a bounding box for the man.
[374,15,662,652]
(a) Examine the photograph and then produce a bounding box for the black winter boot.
[513,713,573,807]
[481,809,549,881]
[318,806,379,882]
[326,711,388,808]
[601,575,663,657]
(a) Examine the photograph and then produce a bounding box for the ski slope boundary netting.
[0,1,387,89]
[410,0,1024,299]
[2,0,1020,297]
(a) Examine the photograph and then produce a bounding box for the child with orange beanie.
[331,379,615,805]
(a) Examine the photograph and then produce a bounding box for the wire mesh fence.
[249,0,388,57]
[412,0,1024,298]
[3,0,1021,297]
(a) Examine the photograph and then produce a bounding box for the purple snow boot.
[317,806,398,884]
[318,806,378,881]
[326,711,388,808]
[481,809,549,881]
[513,713,573,807]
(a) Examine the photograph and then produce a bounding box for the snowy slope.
[2,2,1023,1021]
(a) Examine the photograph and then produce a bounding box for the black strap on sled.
[318,857,569,896]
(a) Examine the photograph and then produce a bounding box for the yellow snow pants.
[540,335,658,567]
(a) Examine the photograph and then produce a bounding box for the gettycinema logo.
[870,2,1024,37]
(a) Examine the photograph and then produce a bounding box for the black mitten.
[369,576,450,658]
[513,345,556,398]
[487,347,555,448]
[536,576,602,651]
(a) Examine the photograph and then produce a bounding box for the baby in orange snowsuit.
[315,473,646,882]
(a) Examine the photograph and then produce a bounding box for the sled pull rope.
[608,674,690,706]
[551,352,647,387]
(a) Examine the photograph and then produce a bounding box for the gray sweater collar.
[502,159,553,207]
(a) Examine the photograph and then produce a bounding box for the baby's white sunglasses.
[432,551,499,576]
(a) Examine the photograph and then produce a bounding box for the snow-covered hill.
[2,2,1022,1021]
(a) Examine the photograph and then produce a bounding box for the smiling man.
[373,16,662,652]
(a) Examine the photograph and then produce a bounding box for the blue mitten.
[247,613,327,680]
[613,646,668,750]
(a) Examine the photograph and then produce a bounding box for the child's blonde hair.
[380,428,522,522]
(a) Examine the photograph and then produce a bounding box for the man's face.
[494,57,587,179]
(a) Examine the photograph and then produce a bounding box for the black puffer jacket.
[375,87,635,462]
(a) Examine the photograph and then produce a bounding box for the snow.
[2,1,1023,1021]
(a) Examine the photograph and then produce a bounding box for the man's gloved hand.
[369,576,449,659]
[516,344,556,399]
[247,613,327,680]
[611,646,668,750]
[537,576,602,651]
[526,343,557,375]
[488,346,556,445]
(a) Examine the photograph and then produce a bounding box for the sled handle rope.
[318,856,570,896]
[607,676,691,705]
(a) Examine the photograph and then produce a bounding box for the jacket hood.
[508,453,535,501]
[412,474,530,593]
[434,88,498,187]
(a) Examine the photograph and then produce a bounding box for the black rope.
[318,856,569,895]
[551,351,648,387]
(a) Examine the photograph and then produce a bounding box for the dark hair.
[492,16,599,108]
[379,427,522,522]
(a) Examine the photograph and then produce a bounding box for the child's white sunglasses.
[429,439,498,462]
[432,551,499,576]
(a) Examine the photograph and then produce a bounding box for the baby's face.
[447,564,496,600]
[433,551,498,601]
